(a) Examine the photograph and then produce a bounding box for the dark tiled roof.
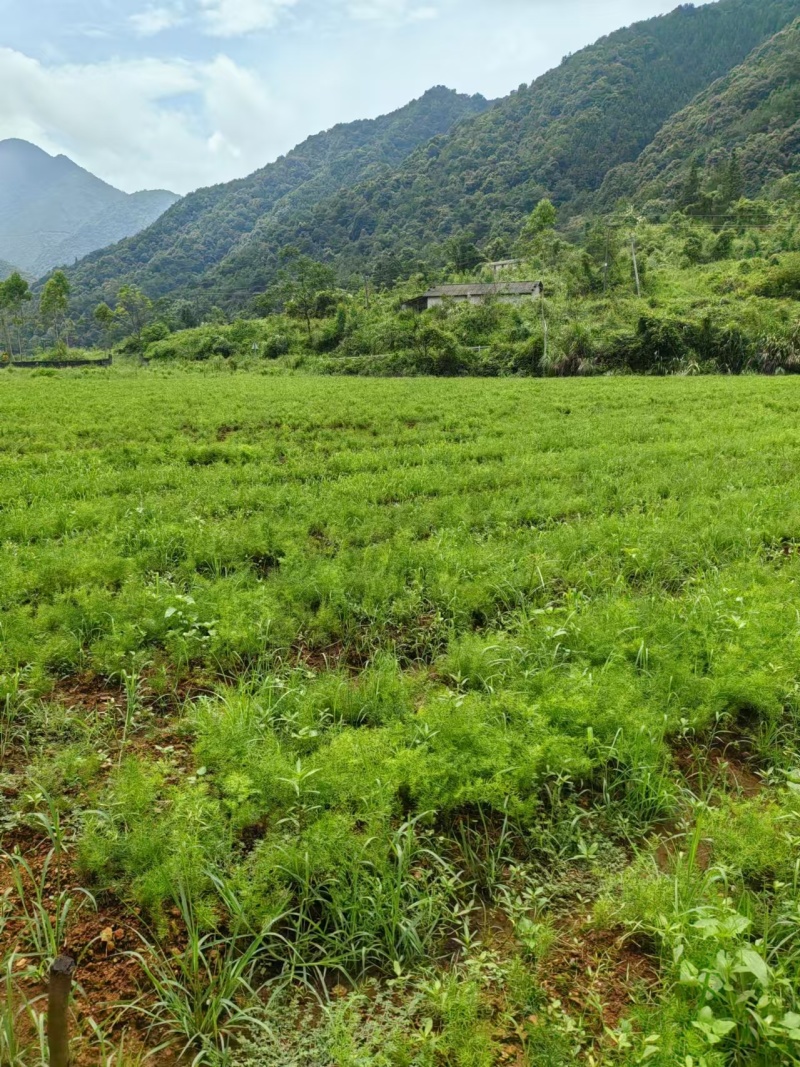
[421,282,542,297]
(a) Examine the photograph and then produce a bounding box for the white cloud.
[198,0,299,36]
[345,0,439,24]
[127,0,298,38]
[0,47,296,194]
[130,6,185,36]
[2,0,718,193]
[203,54,285,157]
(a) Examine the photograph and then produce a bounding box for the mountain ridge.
[0,139,179,278]
[58,0,800,327]
[60,86,489,313]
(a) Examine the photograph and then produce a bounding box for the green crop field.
[3,369,800,1066]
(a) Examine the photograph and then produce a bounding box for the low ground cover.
[2,371,800,1065]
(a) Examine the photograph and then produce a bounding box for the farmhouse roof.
[420,282,542,298]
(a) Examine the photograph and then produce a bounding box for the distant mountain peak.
[0,141,179,278]
[0,137,51,154]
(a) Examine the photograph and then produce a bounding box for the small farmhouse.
[405,281,543,312]
[486,259,524,276]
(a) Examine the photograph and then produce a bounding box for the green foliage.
[519,199,558,251]
[606,791,800,1065]
[602,17,800,212]
[5,372,800,1062]
[129,208,800,379]
[209,0,800,301]
[56,0,800,329]
[757,253,800,297]
[262,248,338,338]
[38,270,71,345]
[0,272,32,358]
[60,88,489,331]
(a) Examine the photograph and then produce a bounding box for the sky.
[0,0,714,195]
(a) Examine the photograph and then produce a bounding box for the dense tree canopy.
[57,88,489,329]
[132,0,800,315]
[599,17,800,212]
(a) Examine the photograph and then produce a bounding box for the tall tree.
[445,234,483,273]
[720,150,745,208]
[518,199,560,266]
[116,285,153,348]
[268,248,336,339]
[523,199,558,238]
[40,271,71,347]
[0,273,32,358]
[94,302,116,350]
[678,161,702,213]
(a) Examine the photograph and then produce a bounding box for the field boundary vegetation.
[3,185,800,380]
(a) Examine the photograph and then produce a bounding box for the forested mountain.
[0,140,177,277]
[61,88,488,313]
[599,17,800,210]
[202,0,800,300]
[44,190,181,273]
[61,0,800,324]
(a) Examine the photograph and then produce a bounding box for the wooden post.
[48,956,76,1067]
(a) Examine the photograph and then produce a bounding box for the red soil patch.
[52,673,125,714]
[53,668,216,715]
[543,917,659,1031]
[0,831,149,1027]
[674,738,764,800]
[289,639,369,674]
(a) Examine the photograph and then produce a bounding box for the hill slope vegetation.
[62,87,489,316]
[60,0,800,324]
[599,16,800,210]
[206,0,800,296]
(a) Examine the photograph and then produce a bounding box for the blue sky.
[0,0,712,194]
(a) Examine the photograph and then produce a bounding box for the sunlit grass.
[3,372,800,1064]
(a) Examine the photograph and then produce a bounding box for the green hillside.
[145,0,800,307]
[62,87,488,317]
[61,0,800,327]
[600,17,800,211]
[45,189,181,271]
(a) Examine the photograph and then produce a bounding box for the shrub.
[757,254,800,298]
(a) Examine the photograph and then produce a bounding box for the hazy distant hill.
[0,258,21,281]
[0,140,178,278]
[599,17,800,208]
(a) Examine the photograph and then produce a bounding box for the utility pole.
[363,274,371,311]
[603,229,611,295]
[631,234,641,298]
[541,291,548,366]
